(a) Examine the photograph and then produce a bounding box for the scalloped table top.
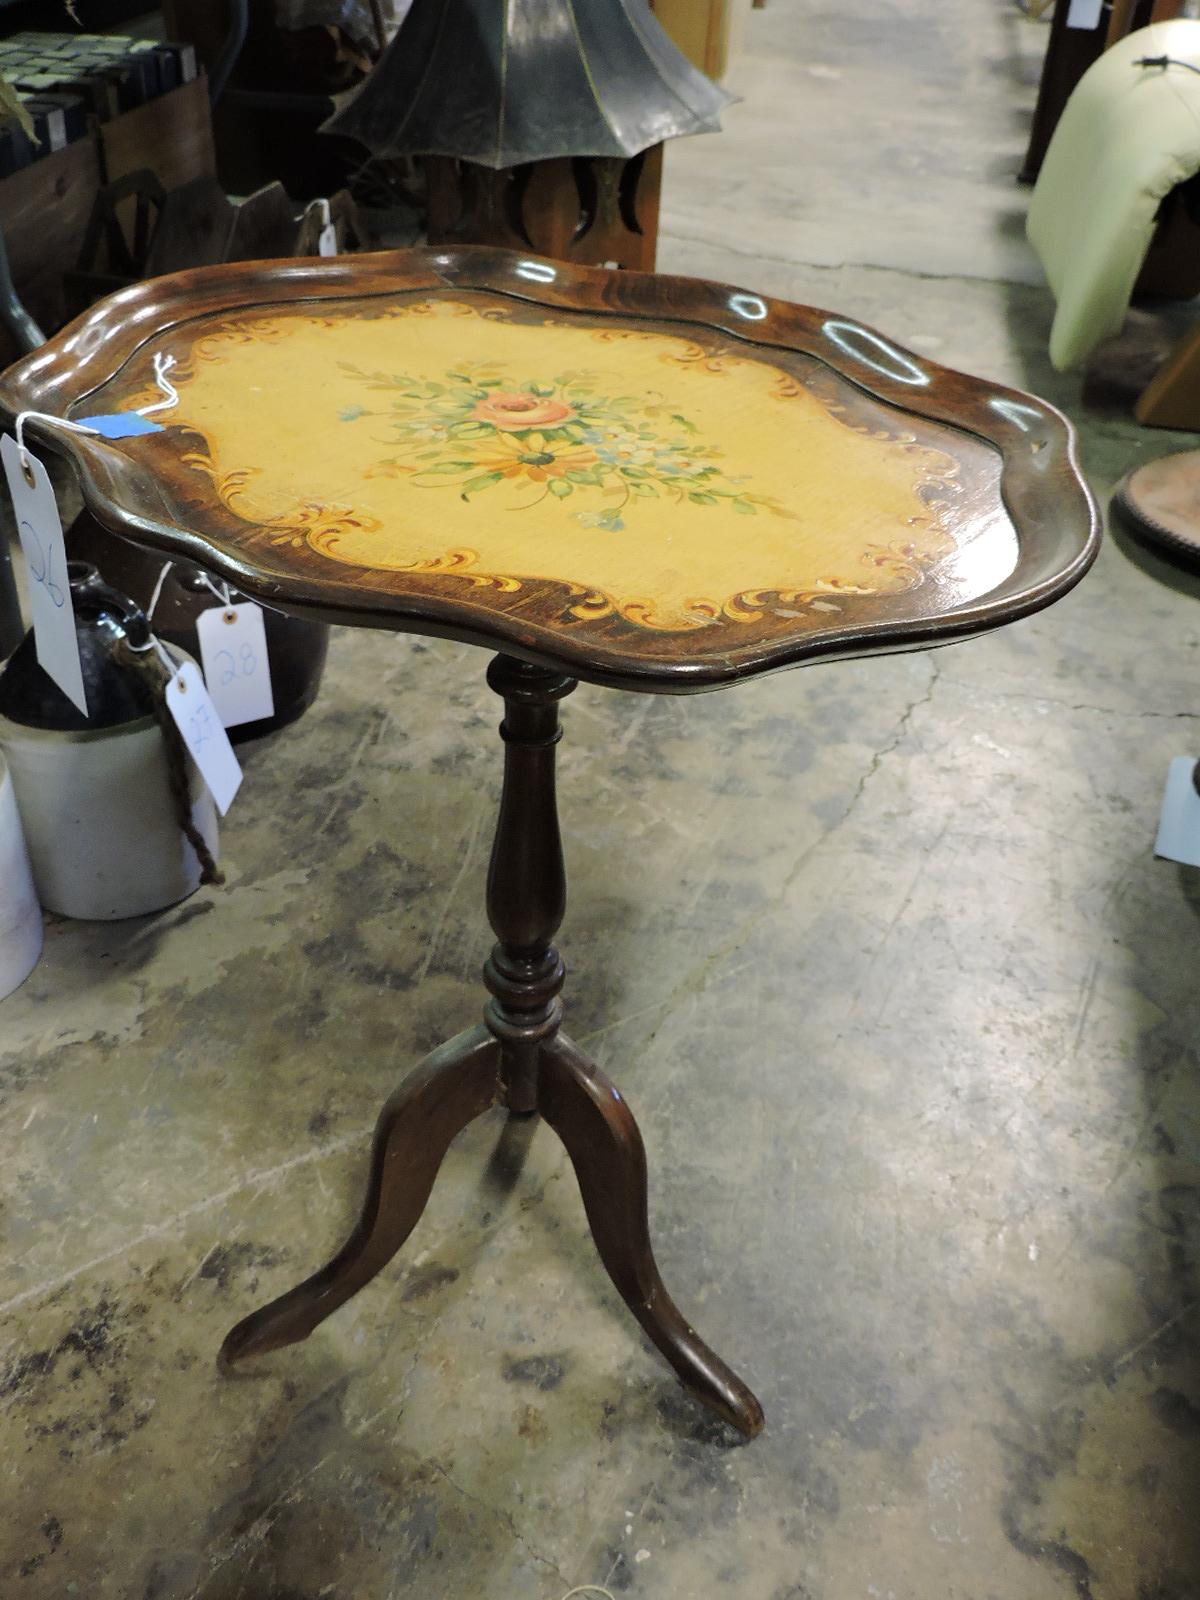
[0,248,1098,692]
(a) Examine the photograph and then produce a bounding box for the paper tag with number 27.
[195,602,274,729]
[1,435,88,714]
[165,661,243,815]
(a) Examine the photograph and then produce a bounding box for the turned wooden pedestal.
[219,653,763,1434]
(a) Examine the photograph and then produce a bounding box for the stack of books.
[0,31,199,176]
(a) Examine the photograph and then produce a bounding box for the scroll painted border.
[0,247,1100,693]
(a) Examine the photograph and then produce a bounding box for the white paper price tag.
[1066,0,1103,28]
[1155,756,1200,867]
[165,661,243,815]
[318,222,338,257]
[195,602,274,728]
[1,434,87,715]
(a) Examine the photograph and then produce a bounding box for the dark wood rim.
[0,246,1100,693]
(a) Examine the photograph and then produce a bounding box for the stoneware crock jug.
[0,563,219,920]
[0,750,41,997]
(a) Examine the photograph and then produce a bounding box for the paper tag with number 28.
[1,434,87,714]
[165,661,243,815]
[195,602,274,729]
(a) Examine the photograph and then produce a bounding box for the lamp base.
[425,148,662,271]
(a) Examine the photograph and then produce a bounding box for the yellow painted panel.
[148,296,972,633]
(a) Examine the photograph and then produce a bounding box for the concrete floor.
[2,3,1199,1597]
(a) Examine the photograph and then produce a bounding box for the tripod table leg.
[220,1025,502,1367]
[539,1033,764,1438]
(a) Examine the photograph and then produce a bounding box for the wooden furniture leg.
[541,1031,765,1436]
[481,655,762,1435]
[1106,0,1184,48]
[1135,322,1200,429]
[219,1026,502,1364]
[221,653,763,1436]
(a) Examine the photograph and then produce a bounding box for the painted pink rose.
[472,391,575,432]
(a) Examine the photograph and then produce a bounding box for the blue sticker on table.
[75,413,165,439]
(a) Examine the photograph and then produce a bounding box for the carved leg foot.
[539,1033,765,1438]
[220,1025,502,1367]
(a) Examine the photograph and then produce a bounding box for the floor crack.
[658,224,1040,289]
[937,678,1200,721]
[427,1458,570,1584]
[644,655,942,1028]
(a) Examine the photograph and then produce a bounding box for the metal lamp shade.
[323,0,732,166]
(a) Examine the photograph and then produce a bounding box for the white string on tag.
[146,560,174,622]
[124,629,180,678]
[138,352,179,418]
[148,560,244,622]
[195,569,234,608]
[13,351,177,473]
[307,196,332,230]
[13,411,99,473]
[307,195,338,256]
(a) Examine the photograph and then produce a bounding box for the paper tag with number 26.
[195,602,274,729]
[165,661,243,815]
[1,434,87,714]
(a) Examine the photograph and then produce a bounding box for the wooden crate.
[0,76,215,364]
[0,136,102,365]
[99,72,215,192]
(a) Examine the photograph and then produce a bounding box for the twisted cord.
[112,636,224,887]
